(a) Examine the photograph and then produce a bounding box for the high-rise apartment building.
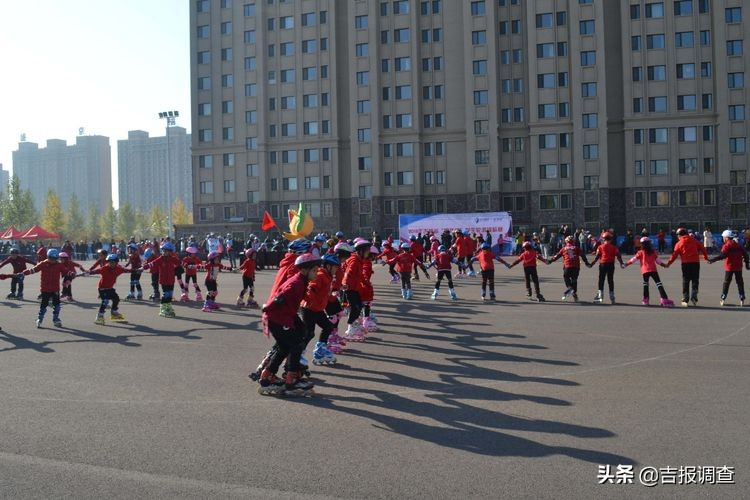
[13,135,111,212]
[118,127,193,214]
[0,164,9,196]
[190,0,749,236]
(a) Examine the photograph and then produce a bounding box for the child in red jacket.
[258,254,322,396]
[623,237,673,307]
[59,252,86,302]
[470,242,509,301]
[359,246,378,332]
[141,242,182,317]
[507,241,547,301]
[665,227,709,306]
[587,232,625,304]
[387,242,418,300]
[0,248,34,300]
[547,235,590,302]
[181,246,203,302]
[378,241,400,283]
[426,245,462,300]
[21,248,67,328]
[342,238,371,340]
[709,229,750,306]
[237,248,258,308]
[198,251,233,312]
[301,254,341,365]
[89,254,128,324]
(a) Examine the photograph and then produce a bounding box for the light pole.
[158,111,179,238]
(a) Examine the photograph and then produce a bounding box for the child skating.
[378,241,399,283]
[470,242,509,301]
[342,238,371,340]
[386,242,418,300]
[665,228,709,306]
[89,254,128,324]
[426,245,461,300]
[181,246,203,301]
[258,254,322,396]
[143,247,161,302]
[358,245,379,332]
[547,235,590,302]
[587,232,624,304]
[141,242,182,317]
[300,254,341,366]
[236,248,258,307]
[623,237,674,307]
[507,241,547,301]
[199,251,233,312]
[0,248,34,300]
[59,252,86,301]
[708,229,750,306]
[125,244,144,300]
[20,249,67,328]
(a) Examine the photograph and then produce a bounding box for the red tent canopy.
[19,225,60,240]
[0,225,25,240]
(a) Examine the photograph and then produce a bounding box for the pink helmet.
[245,248,256,258]
[207,251,220,260]
[186,246,198,254]
[369,245,379,255]
[59,252,69,258]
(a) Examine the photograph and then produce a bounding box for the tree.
[117,202,136,240]
[65,193,85,241]
[133,208,149,241]
[100,204,118,241]
[148,205,168,239]
[172,198,192,225]
[1,176,24,227]
[85,203,99,241]
[20,189,38,228]
[42,189,65,236]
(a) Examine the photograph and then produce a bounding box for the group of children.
[0,241,260,328]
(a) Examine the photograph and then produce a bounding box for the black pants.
[681,262,700,301]
[434,270,453,289]
[597,263,615,293]
[98,288,120,314]
[129,271,142,293]
[302,308,334,343]
[413,258,429,278]
[400,272,412,290]
[10,275,24,296]
[642,272,668,300]
[345,290,362,325]
[481,269,495,294]
[38,292,61,321]
[61,274,76,297]
[267,317,305,374]
[722,270,745,299]
[325,297,343,318]
[658,240,665,253]
[160,284,174,304]
[151,273,160,297]
[524,267,540,295]
[563,267,580,293]
[388,263,398,278]
[239,276,254,297]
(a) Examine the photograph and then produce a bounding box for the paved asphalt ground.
[0,257,748,499]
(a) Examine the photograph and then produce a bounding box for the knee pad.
[163,290,173,300]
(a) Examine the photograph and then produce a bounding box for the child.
[237,248,258,307]
[428,235,440,261]
[708,229,750,306]
[125,244,144,300]
[0,248,34,300]
[427,245,461,300]
[174,253,188,303]
[258,254,322,396]
[378,241,399,283]
[587,232,625,304]
[59,252,86,302]
[470,242,509,301]
[451,230,471,278]
[89,254,128,324]
[181,246,203,301]
[409,235,430,281]
[547,235,590,302]
[387,242,418,300]
[342,239,371,339]
[141,242,182,317]
[267,238,313,301]
[326,242,354,352]
[88,249,109,272]
[143,247,161,302]
[665,227,709,307]
[359,245,378,332]
[301,253,341,366]
[507,241,547,301]
[20,248,67,328]
[199,251,233,312]
[623,237,674,307]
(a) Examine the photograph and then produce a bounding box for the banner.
[399,212,513,255]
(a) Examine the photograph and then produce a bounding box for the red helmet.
[522,241,532,249]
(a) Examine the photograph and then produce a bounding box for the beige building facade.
[190,0,749,236]
[13,135,112,212]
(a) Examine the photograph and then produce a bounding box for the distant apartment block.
[190,0,750,236]
[13,135,111,212]
[0,164,9,196]
[117,127,193,214]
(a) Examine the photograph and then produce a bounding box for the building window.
[675,31,694,48]
[728,72,745,89]
[537,43,555,58]
[730,137,747,153]
[650,160,668,175]
[726,7,742,23]
[646,2,665,18]
[197,25,210,38]
[580,51,596,66]
[282,177,298,191]
[200,181,214,194]
[635,160,645,176]
[678,190,699,206]
[648,65,667,81]
[649,128,668,144]
[394,28,410,42]
[678,127,697,143]
[677,95,697,111]
[729,105,745,121]
[475,150,489,165]
[582,113,598,129]
[396,114,412,128]
[223,180,235,193]
[199,155,213,168]
[676,63,695,79]
[583,144,599,160]
[472,30,486,45]
[650,191,670,207]
[730,170,746,185]
[539,134,557,149]
[223,153,235,167]
[584,176,599,190]
[674,0,693,16]
[579,20,595,35]
[539,164,558,179]
[679,158,698,174]
[648,96,668,112]
[727,40,743,56]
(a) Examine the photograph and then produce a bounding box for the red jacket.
[461,237,477,257]
[264,272,308,328]
[512,249,543,268]
[552,244,585,268]
[240,258,256,279]
[143,254,182,285]
[667,236,708,265]
[182,255,201,276]
[23,260,66,293]
[301,267,334,312]
[0,256,34,273]
[388,252,417,273]
[89,256,107,272]
[410,241,425,261]
[36,246,47,261]
[711,240,748,272]
[595,242,620,264]
[128,253,142,270]
[90,264,127,289]
[472,250,498,271]
[430,251,457,272]
[342,253,363,292]
[269,253,298,300]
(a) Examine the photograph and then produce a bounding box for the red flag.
[261,211,276,231]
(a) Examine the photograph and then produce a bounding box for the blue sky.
[0,0,191,206]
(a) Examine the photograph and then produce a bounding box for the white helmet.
[721,229,735,239]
